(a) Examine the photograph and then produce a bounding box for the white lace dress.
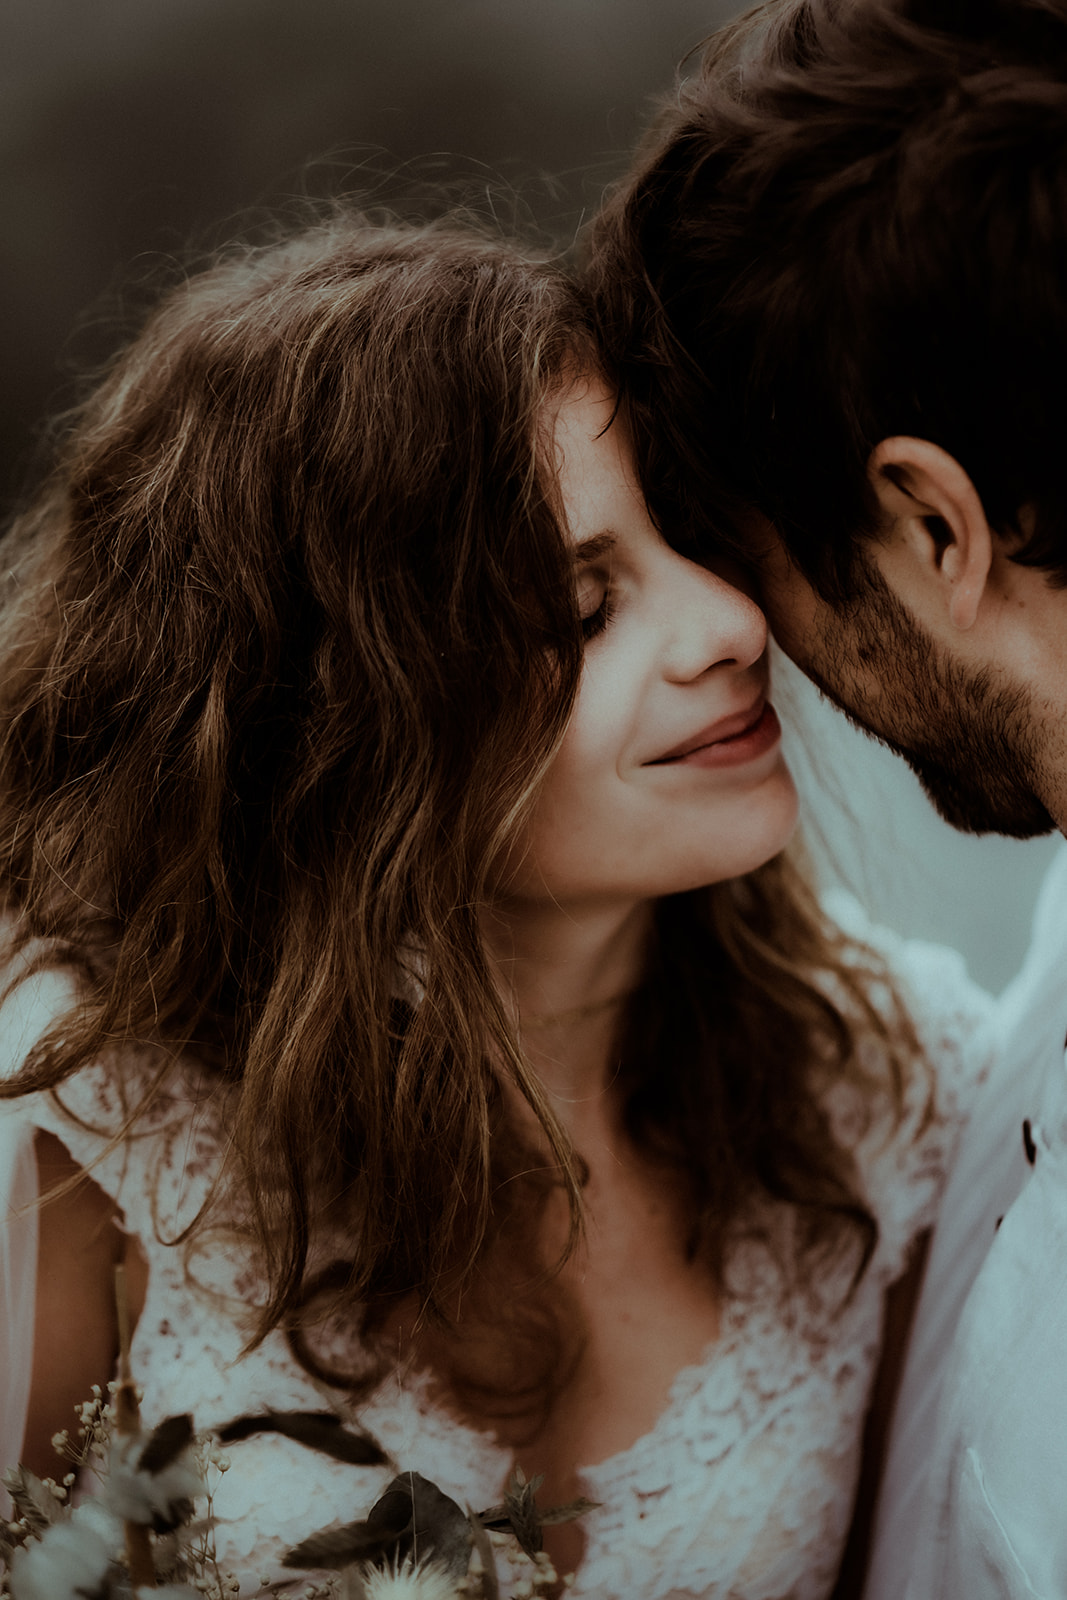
[1,907,992,1600]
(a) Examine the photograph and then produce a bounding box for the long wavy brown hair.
[0,211,916,1436]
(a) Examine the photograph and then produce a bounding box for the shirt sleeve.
[820,888,997,1282]
[867,842,1067,1600]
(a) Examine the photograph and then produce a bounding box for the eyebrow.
[571,533,617,562]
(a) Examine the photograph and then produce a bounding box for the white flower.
[358,1557,461,1600]
[8,1500,122,1600]
[103,1434,205,1530]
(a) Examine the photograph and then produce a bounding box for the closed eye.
[580,587,616,640]
[573,533,617,643]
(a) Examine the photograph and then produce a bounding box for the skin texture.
[21,1132,147,1477]
[758,437,1066,839]
[499,376,799,916]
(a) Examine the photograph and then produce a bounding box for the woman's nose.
[660,558,768,682]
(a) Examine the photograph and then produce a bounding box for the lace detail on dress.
[576,1279,872,1600]
[9,904,992,1598]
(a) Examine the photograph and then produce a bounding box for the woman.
[0,215,988,1598]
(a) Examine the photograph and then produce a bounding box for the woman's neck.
[480,895,653,1112]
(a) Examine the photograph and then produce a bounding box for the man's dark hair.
[589,0,1067,598]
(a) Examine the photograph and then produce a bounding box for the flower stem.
[114,1263,156,1589]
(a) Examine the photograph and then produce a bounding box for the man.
[590,0,1067,1593]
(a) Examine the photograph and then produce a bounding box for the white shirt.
[866,842,1067,1599]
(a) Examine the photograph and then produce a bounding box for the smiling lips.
[649,700,782,769]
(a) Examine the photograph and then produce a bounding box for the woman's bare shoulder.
[20,1129,146,1478]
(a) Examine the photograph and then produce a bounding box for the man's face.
[760,536,1057,840]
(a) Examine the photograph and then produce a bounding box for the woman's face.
[501,376,798,911]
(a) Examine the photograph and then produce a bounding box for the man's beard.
[807,556,1057,840]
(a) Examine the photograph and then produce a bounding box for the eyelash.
[580,591,615,641]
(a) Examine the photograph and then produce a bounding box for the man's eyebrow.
[571,533,616,562]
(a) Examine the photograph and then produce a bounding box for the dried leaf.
[283,1519,410,1571]
[283,1471,472,1580]
[215,1410,387,1466]
[2,1464,66,1533]
[364,1485,420,1542]
[470,1505,510,1532]
[138,1414,195,1475]
[375,1473,471,1579]
[502,1472,543,1559]
[539,1497,600,1526]
[474,1474,599,1558]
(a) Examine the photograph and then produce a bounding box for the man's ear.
[868,437,994,631]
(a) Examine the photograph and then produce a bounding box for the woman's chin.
[675,764,801,892]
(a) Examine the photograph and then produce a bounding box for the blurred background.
[3,0,1059,992]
